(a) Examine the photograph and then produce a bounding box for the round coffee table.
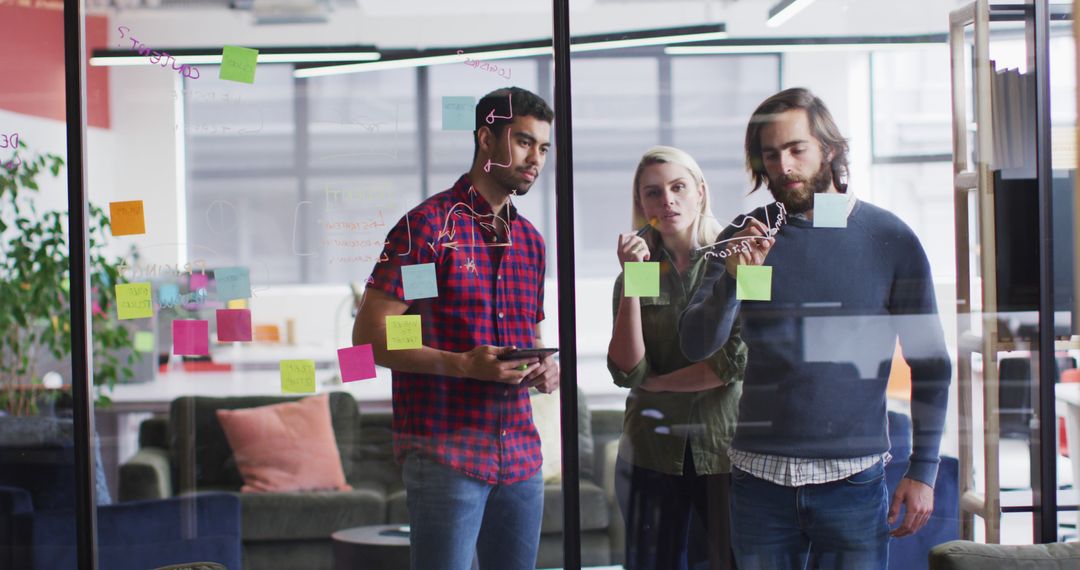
[332,524,411,570]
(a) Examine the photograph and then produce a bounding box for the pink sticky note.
[173,320,209,355]
[217,309,252,342]
[338,344,376,382]
[190,273,209,290]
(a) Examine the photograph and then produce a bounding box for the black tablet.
[496,348,559,361]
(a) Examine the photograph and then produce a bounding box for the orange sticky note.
[109,201,146,236]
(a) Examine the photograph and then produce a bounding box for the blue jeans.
[730,462,890,570]
[403,453,543,570]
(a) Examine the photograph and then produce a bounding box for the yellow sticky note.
[226,299,248,309]
[386,315,422,350]
[110,201,146,236]
[115,283,153,320]
[280,359,316,394]
[623,262,660,297]
[736,265,772,301]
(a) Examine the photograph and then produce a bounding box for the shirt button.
[504,388,510,396]
[497,275,502,281]
[491,236,497,243]
[501,430,507,436]
[498,312,504,319]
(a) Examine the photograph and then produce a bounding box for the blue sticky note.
[442,97,475,131]
[214,266,251,301]
[401,263,439,300]
[159,283,180,307]
[813,193,848,228]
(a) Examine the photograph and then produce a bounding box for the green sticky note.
[220,46,258,84]
[736,265,772,301]
[116,283,153,320]
[134,331,154,353]
[623,262,660,297]
[386,315,422,350]
[280,359,316,394]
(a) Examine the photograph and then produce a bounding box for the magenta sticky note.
[173,320,209,355]
[217,309,252,342]
[338,344,376,383]
[190,273,209,290]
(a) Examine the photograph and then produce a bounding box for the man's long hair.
[744,87,850,193]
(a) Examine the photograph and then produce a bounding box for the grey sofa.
[119,391,626,570]
[119,393,385,570]
[929,540,1080,569]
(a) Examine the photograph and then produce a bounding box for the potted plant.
[0,141,136,416]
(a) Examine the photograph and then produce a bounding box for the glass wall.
[0,2,81,568]
[1,0,1077,569]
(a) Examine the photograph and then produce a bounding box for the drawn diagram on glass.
[436,189,513,250]
[206,200,238,235]
[483,93,514,173]
[484,92,513,124]
[697,202,787,260]
[293,201,317,257]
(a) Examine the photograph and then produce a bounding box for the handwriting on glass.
[457,51,512,80]
[117,25,200,79]
[0,132,19,150]
[701,202,787,260]
[118,259,207,280]
[174,91,264,135]
[157,288,208,309]
[0,132,19,172]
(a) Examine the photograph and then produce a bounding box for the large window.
[185,52,780,284]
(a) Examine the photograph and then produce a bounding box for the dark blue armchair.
[0,419,242,570]
[0,485,242,570]
[885,410,961,570]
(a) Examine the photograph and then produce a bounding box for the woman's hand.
[617,232,650,265]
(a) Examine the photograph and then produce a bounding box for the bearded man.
[679,88,952,570]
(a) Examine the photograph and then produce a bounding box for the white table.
[109,366,392,407]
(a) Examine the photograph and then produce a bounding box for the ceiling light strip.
[295,26,728,78]
[767,0,816,28]
[89,50,380,67]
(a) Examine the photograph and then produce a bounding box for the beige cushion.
[531,390,563,483]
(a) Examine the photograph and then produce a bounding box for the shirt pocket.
[500,249,540,326]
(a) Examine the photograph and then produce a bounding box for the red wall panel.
[0,2,110,129]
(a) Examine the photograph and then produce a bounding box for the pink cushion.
[215,394,352,493]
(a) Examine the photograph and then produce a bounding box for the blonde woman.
[608,146,746,570]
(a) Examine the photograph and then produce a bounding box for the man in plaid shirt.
[353,87,559,570]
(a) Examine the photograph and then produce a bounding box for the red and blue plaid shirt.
[368,174,546,484]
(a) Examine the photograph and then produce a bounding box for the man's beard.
[490,160,534,197]
[767,158,834,214]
